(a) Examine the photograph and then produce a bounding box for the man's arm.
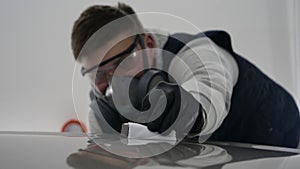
[168,36,239,138]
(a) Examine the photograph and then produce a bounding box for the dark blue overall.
[162,31,300,148]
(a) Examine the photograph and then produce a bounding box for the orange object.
[61,119,87,133]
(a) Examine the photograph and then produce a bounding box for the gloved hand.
[141,81,205,136]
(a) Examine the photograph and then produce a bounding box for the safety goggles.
[81,35,141,85]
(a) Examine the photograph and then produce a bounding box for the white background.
[0,0,299,131]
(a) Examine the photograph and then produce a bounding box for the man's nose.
[107,69,114,76]
[96,82,108,95]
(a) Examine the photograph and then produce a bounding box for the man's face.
[80,33,155,95]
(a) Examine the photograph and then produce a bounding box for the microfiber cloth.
[121,122,177,145]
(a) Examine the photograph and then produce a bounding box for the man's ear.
[144,33,155,48]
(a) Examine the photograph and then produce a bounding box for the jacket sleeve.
[168,36,239,141]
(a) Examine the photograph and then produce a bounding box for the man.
[71,3,300,148]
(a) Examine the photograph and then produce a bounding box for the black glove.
[141,81,205,135]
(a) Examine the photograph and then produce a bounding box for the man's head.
[71,3,156,94]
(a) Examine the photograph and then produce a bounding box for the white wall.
[0,0,299,131]
[294,0,300,107]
